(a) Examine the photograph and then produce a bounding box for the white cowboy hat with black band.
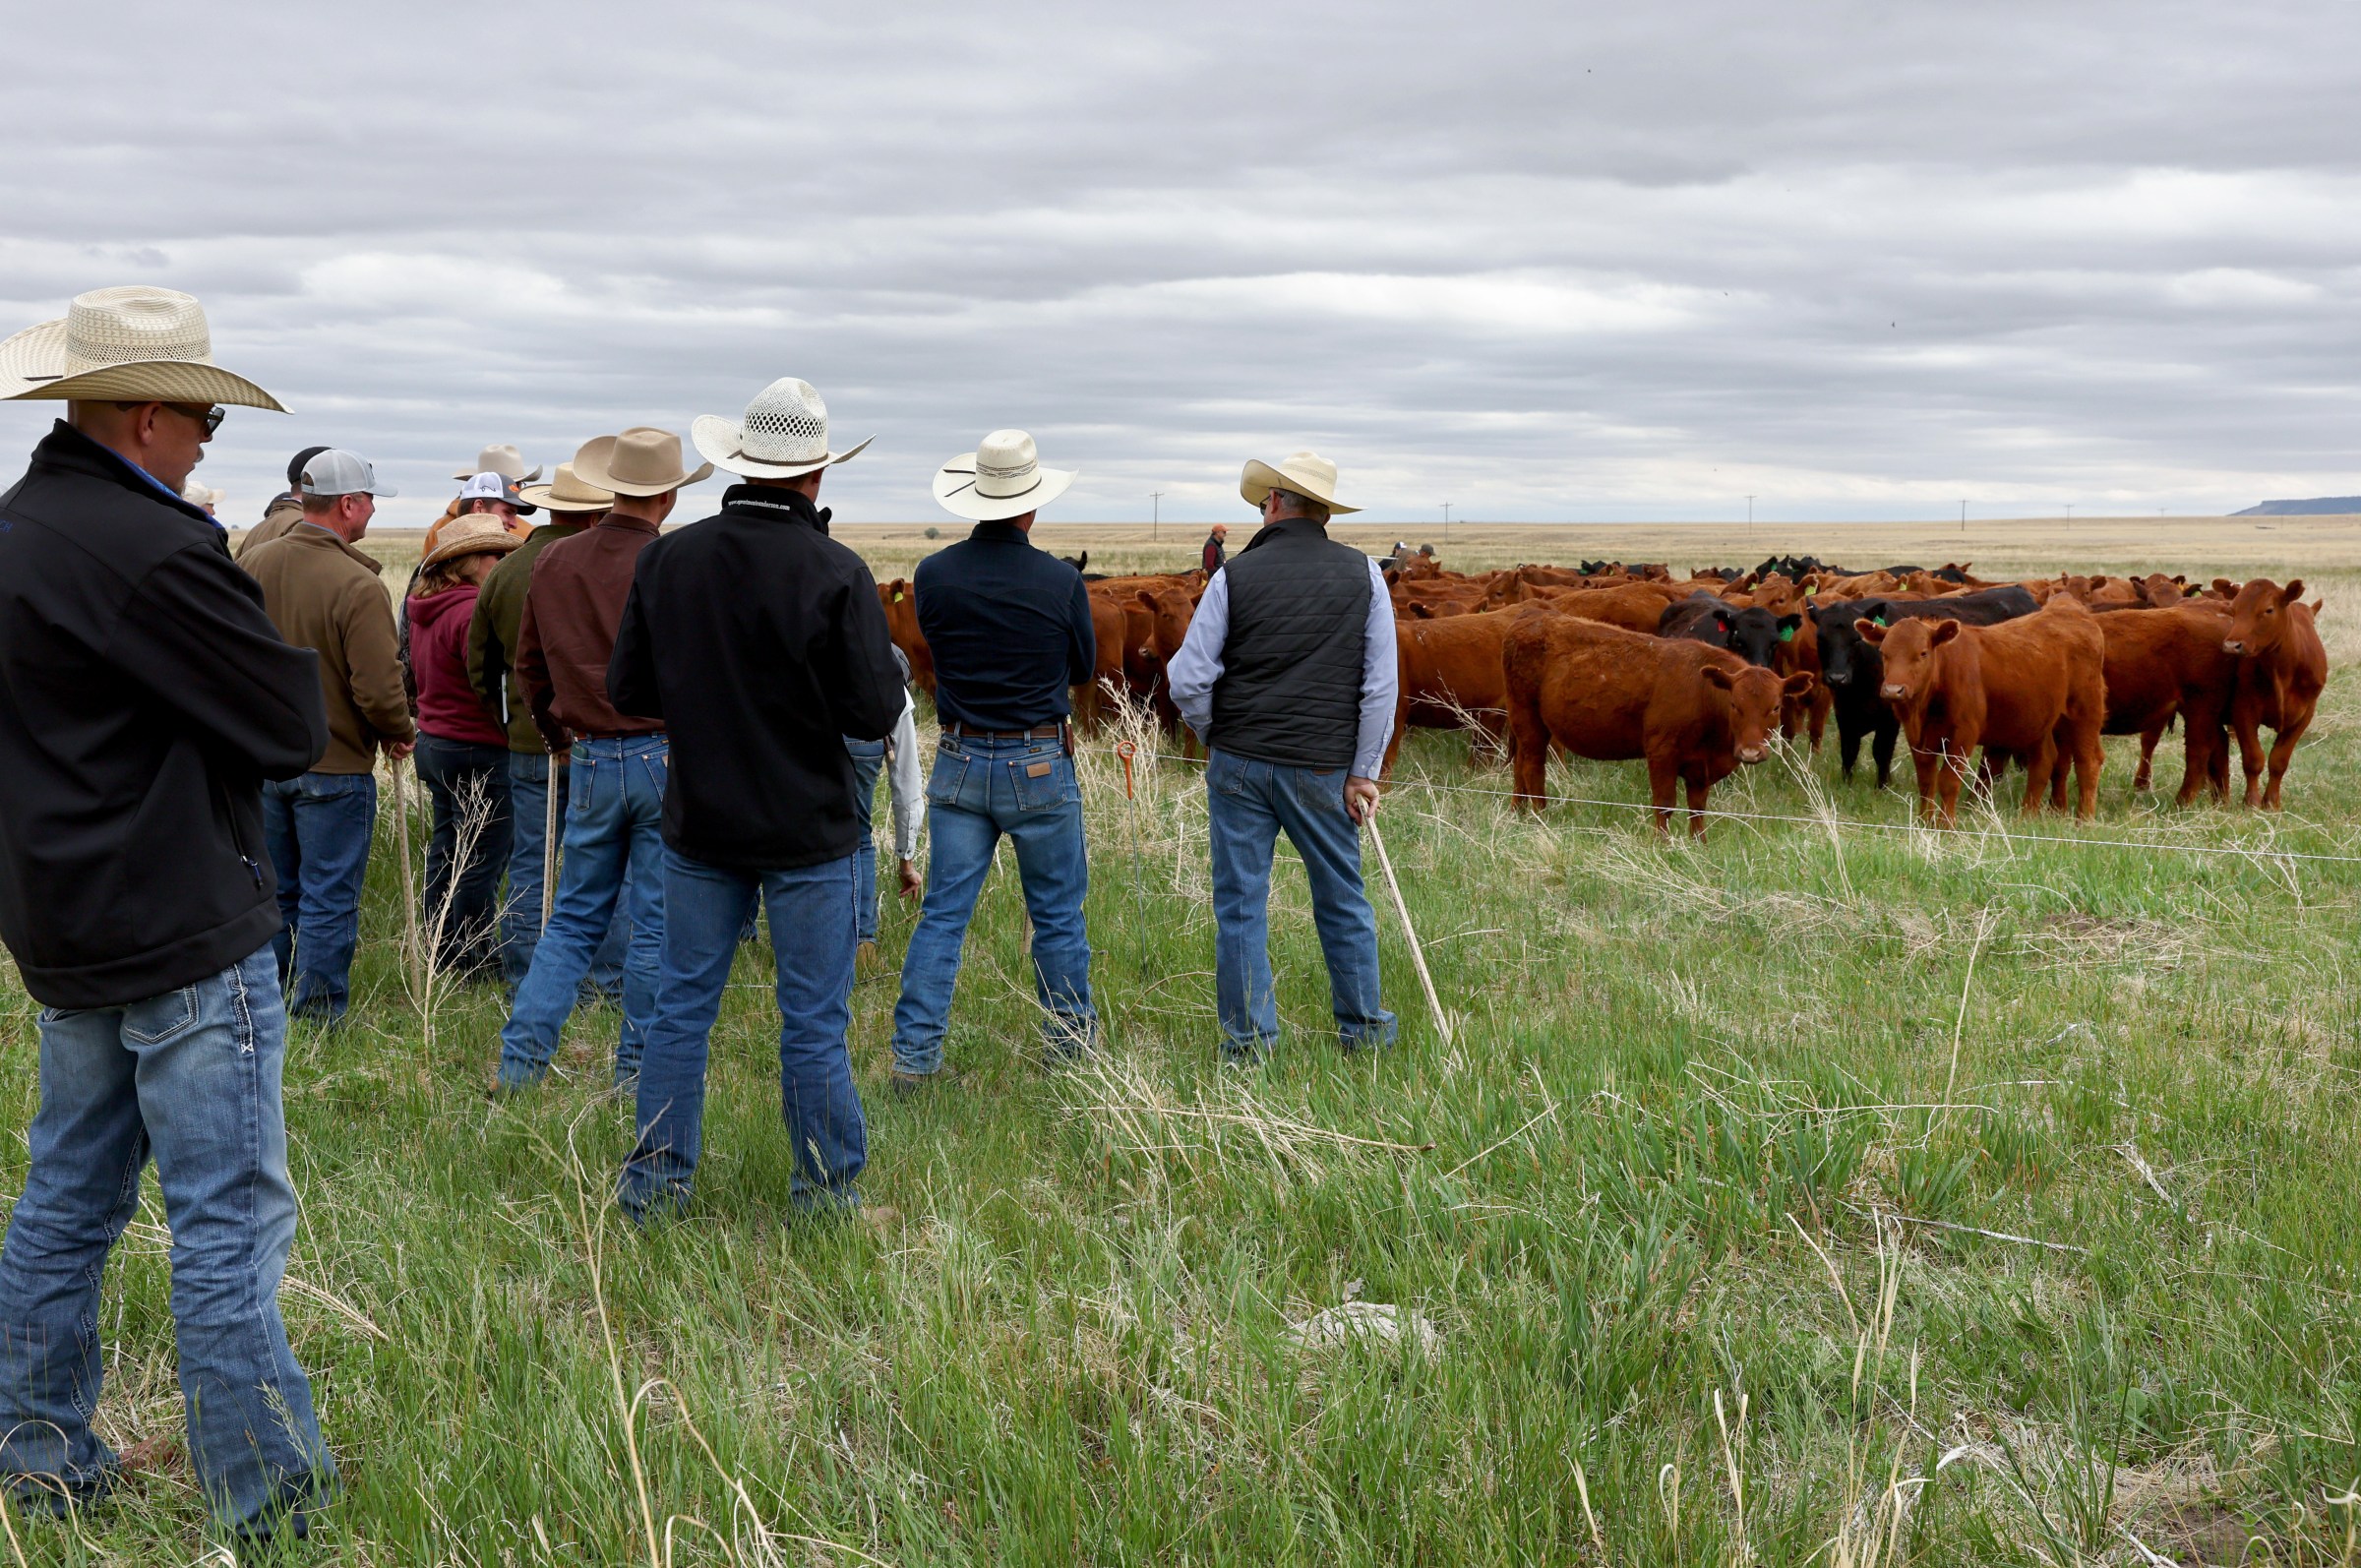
[515,458,614,514]
[573,427,712,498]
[1240,450,1359,514]
[453,443,542,483]
[934,429,1076,522]
[692,378,874,480]
[0,285,286,410]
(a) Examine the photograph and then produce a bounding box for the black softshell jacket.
[0,422,328,1006]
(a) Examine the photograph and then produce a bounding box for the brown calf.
[1859,597,2106,825]
[1503,614,1813,837]
[2095,604,2235,803]
[2220,577,2329,809]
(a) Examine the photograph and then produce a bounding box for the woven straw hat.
[573,427,711,498]
[453,443,542,483]
[515,459,614,513]
[1241,451,1359,514]
[934,429,1076,521]
[692,378,874,479]
[419,513,525,571]
[0,286,286,410]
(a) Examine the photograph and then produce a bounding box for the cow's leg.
[1506,700,1549,810]
[1837,716,1861,780]
[2262,711,2313,810]
[2019,735,2056,814]
[2233,708,2266,808]
[1936,752,1968,828]
[1808,685,1831,752]
[1683,771,1713,840]
[2134,722,2165,793]
[1646,756,1681,836]
[1910,746,1941,823]
[1873,717,1900,790]
[2074,724,2104,819]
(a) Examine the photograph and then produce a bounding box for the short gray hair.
[1267,488,1331,523]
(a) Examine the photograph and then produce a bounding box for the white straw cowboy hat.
[181,480,224,509]
[419,513,525,571]
[515,459,614,513]
[934,429,1076,521]
[573,427,712,498]
[691,378,873,479]
[1240,451,1359,514]
[0,285,286,410]
[453,443,541,483]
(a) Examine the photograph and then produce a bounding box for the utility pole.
[1442,502,1453,540]
[1745,495,1755,534]
[1149,490,1163,542]
[2065,503,2074,525]
[1960,499,1967,534]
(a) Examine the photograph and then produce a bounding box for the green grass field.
[2,523,2357,1563]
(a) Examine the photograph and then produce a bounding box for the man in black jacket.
[0,285,336,1542]
[611,378,904,1222]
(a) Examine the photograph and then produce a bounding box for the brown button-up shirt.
[515,513,665,746]
[241,523,417,773]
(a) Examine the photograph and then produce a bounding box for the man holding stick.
[0,284,336,1542]
[1167,451,1399,1062]
[242,448,414,1024]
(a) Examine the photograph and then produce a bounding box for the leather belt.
[944,720,1064,741]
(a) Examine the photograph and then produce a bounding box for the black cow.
[1812,585,2040,785]
[1660,592,1801,669]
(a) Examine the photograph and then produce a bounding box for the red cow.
[1391,606,1528,766]
[1540,581,1691,634]
[1503,614,1814,837]
[1858,598,2105,825]
[2219,577,2329,809]
[877,578,934,695]
[2095,604,2235,802]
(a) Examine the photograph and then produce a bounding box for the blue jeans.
[1205,749,1397,1059]
[0,946,334,1538]
[260,770,378,1023]
[497,736,668,1089]
[619,848,867,1221]
[413,734,514,978]
[503,752,628,997]
[891,734,1094,1075]
[846,738,886,943]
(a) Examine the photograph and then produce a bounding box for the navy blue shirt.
[914,521,1095,730]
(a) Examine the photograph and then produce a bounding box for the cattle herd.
[876,550,2329,837]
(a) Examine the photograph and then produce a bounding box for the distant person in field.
[235,443,330,559]
[1167,451,1399,1062]
[0,284,336,1543]
[241,448,414,1025]
[468,451,630,997]
[889,429,1098,1091]
[1201,520,1228,574]
[612,379,902,1222]
[404,514,524,979]
[497,428,706,1092]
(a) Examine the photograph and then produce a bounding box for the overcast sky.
[4,0,2355,525]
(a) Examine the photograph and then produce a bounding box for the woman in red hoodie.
[406,516,523,980]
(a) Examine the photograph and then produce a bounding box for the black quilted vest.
[1209,518,1370,769]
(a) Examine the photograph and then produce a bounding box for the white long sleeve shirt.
[884,692,923,861]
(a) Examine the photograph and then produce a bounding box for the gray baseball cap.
[298,449,397,498]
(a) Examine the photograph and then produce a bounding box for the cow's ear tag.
[1780,625,1796,642]
[1873,616,1888,627]
[892,589,904,602]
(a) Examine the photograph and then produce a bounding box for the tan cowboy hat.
[934,429,1076,521]
[452,443,541,483]
[515,458,614,513]
[181,479,224,509]
[419,513,525,571]
[692,378,873,479]
[1241,450,1359,514]
[0,285,286,410]
[573,427,712,498]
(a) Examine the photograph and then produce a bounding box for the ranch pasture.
[0,515,2355,1563]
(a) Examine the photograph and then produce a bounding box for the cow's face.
[1860,616,1958,707]
[1815,603,1880,686]
[1134,586,1194,657]
[1724,607,1786,669]
[2223,577,2303,657]
[1703,665,1810,762]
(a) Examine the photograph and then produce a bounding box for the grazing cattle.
[1076,588,1133,727]
[2219,577,2329,809]
[1811,587,2037,786]
[1503,615,1814,836]
[1390,606,1529,766]
[2095,604,2236,802]
[1858,597,2105,825]
[1657,592,1798,668]
[878,577,935,695]
[1544,580,1691,633]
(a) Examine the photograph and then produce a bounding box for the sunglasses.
[118,400,225,436]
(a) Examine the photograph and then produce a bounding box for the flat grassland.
[5,518,2357,1562]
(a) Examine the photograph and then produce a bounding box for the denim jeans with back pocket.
[260,770,379,1023]
[0,945,335,1538]
[889,733,1094,1075]
[1204,748,1396,1059]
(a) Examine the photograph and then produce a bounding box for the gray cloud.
[3,0,2356,524]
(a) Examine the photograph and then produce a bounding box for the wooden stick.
[1365,813,1450,1046]
[392,755,422,997]
[541,751,560,927]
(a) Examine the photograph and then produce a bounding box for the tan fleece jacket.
[240,524,415,772]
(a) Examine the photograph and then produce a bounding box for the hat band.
[737,420,829,465]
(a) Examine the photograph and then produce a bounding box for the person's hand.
[897,859,924,900]
[1344,775,1380,824]
[386,740,416,763]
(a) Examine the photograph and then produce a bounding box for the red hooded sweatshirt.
[406,584,508,747]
